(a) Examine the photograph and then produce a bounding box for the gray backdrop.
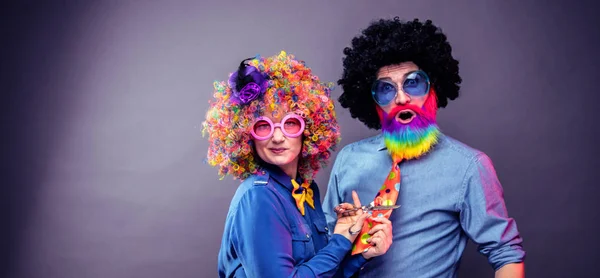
[2,0,599,277]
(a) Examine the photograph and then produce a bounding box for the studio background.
[2,0,598,277]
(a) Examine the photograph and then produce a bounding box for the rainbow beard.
[377,93,441,161]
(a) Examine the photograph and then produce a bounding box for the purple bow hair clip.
[228,65,269,104]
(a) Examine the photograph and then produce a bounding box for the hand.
[332,191,369,242]
[361,216,393,259]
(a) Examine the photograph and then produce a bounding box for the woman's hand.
[332,191,369,242]
[332,190,394,259]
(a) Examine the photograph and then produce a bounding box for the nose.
[395,90,411,105]
[271,127,285,143]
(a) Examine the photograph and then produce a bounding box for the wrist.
[333,231,353,242]
[362,252,374,260]
[334,224,361,242]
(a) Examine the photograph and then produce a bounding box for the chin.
[377,103,440,161]
[265,157,295,166]
[259,151,300,171]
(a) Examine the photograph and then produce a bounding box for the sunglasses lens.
[372,80,397,105]
[253,120,272,137]
[403,71,429,97]
[283,117,302,136]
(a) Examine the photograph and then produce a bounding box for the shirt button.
[324,227,328,231]
[306,234,310,238]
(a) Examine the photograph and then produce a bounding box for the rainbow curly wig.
[202,51,341,186]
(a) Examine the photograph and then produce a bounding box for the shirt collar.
[261,163,302,192]
[376,133,387,151]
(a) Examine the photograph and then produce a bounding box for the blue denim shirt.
[323,133,525,278]
[218,165,367,277]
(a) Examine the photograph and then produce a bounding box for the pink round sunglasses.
[250,114,306,141]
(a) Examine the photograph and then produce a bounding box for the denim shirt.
[323,133,525,278]
[218,165,367,278]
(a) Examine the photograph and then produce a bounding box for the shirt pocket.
[290,222,315,263]
[313,218,330,244]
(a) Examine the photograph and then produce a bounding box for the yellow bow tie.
[291,180,315,216]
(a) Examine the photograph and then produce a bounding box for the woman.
[203,51,393,277]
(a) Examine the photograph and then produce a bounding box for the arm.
[495,262,525,278]
[459,153,526,277]
[232,186,352,278]
[322,149,370,277]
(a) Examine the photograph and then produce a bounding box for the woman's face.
[251,112,304,177]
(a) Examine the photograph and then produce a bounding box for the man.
[323,18,525,277]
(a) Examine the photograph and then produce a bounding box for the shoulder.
[337,134,383,158]
[436,135,499,183]
[227,173,294,237]
[435,134,491,164]
[330,134,383,174]
[229,173,281,212]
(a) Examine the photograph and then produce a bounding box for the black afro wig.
[338,17,462,130]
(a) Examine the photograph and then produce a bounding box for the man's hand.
[362,216,393,259]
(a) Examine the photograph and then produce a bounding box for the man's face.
[374,61,441,161]
[375,62,433,122]
[374,62,438,132]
